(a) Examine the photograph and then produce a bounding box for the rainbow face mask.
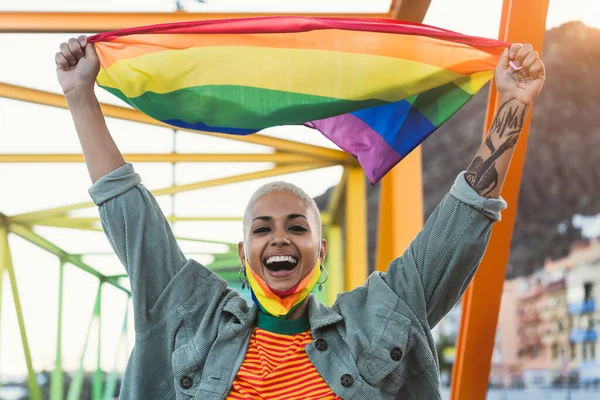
[245,258,321,317]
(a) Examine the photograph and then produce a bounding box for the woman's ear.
[237,241,245,267]
[320,238,328,263]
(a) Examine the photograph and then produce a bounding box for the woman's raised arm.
[56,35,125,183]
[56,37,211,335]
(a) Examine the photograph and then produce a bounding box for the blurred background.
[0,0,599,399]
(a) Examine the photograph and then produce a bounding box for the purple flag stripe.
[306,114,402,183]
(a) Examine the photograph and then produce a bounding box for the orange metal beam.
[0,1,430,34]
[389,0,432,21]
[375,148,423,272]
[0,11,392,33]
[325,168,348,226]
[375,0,426,273]
[344,167,368,291]
[450,0,550,398]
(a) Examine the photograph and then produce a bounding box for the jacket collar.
[223,294,257,328]
[307,294,343,332]
[226,293,341,332]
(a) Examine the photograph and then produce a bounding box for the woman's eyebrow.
[253,214,307,222]
[288,214,308,220]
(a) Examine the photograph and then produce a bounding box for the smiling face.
[238,190,326,292]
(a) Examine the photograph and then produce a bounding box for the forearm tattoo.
[465,98,528,197]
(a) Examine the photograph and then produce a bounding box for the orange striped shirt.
[227,312,340,400]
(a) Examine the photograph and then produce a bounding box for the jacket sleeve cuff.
[88,163,142,206]
[449,172,507,222]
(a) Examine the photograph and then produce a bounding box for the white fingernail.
[509,61,523,71]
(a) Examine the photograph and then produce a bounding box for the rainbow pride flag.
[89,17,507,183]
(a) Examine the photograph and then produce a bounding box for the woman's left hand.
[495,43,546,105]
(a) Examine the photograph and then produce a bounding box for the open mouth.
[264,255,299,278]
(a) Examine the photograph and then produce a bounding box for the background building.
[491,279,521,387]
[490,239,600,387]
[565,240,600,384]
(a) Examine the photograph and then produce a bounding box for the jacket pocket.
[171,342,202,399]
[357,309,413,394]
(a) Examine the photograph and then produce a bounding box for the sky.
[1,0,599,381]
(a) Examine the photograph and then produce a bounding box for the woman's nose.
[271,231,290,245]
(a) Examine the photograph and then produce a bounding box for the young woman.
[56,36,545,399]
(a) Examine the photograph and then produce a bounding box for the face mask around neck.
[244,257,321,317]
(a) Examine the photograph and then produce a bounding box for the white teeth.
[265,255,298,264]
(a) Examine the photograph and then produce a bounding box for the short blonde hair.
[243,181,322,238]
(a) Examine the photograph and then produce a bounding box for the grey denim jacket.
[89,163,506,400]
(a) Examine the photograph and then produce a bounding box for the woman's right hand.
[55,35,100,96]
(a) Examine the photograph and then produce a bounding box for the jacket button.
[315,338,328,351]
[340,374,354,388]
[180,376,193,389]
[390,347,403,361]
